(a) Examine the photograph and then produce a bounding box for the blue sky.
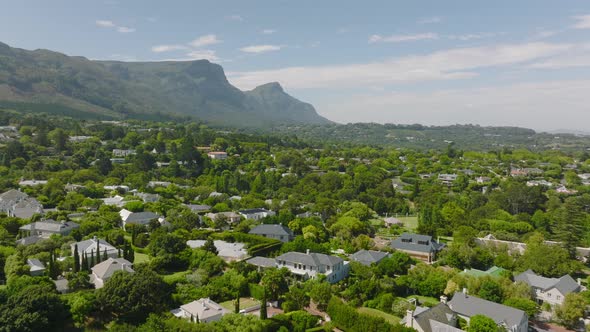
[1,0,590,131]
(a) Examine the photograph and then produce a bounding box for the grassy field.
[134,252,150,264]
[357,307,401,324]
[220,297,260,311]
[406,295,439,306]
[397,216,418,230]
[161,270,190,283]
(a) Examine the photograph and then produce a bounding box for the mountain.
[0,42,331,127]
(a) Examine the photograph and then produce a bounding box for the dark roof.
[125,211,159,223]
[390,232,445,253]
[350,250,389,266]
[448,292,527,329]
[413,303,458,332]
[276,251,343,268]
[246,256,276,268]
[249,224,293,237]
[515,270,580,294]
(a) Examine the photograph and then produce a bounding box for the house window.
[557,295,561,301]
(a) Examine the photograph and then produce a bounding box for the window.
[557,295,561,301]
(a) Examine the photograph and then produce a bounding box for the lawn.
[220,297,260,311]
[357,307,401,324]
[397,216,418,231]
[406,295,439,306]
[134,252,151,264]
[161,270,190,283]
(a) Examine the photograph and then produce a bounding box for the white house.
[515,270,582,306]
[119,209,167,229]
[172,298,230,323]
[20,219,79,237]
[239,208,276,221]
[90,257,134,288]
[272,250,349,283]
[27,258,46,277]
[207,151,228,160]
[71,237,119,264]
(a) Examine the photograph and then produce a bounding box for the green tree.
[555,293,586,329]
[0,284,66,332]
[467,314,499,332]
[310,282,332,311]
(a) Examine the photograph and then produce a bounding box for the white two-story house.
[515,269,582,306]
[274,250,349,283]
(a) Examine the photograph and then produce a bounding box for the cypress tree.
[103,247,108,261]
[95,239,101,264]
[89,250,95,267]
[73,244,80,273]
[128,245,134,263]
[260,287,267,320]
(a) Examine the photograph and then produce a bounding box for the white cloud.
[228,42,571,90]
[321,80,590,131]
[151,44,188,53]
[226,14,244,22]
[117,26,135,33]
[533,30,559,39]
[96,20,115,28]
[572,14,590,29]
[418,17,442,24]
[95,19,135,33]
[239,44,282,53]
[261,29,276,35]
[189,34,221,48]
[369,33,439,43]
[447,33,497,41]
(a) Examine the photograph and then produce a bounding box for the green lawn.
[134,252,151,264]
[357,307,401,324]
[397,216,418,231]
[406,295,439,306]
[161,270,190,283]
[220,297,260,311]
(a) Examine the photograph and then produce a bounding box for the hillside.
[0,42,331,127]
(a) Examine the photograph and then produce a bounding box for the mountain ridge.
[0,42,332,127]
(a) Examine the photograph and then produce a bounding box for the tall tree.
[73,244,80,273]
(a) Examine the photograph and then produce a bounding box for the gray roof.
[276,251,343,268]
[411,303,458,332]
[246,256,276,268]
[73,238,117,255]
[124,211,160,224]
[16,235,45,246]
[391,232,445,253]
[350,250,389,266]
[180,298,229,320]
[27,258,46,271]
[185,204,211,212]
[515,270,580,294]
[249,224,294,237]
[20,220,79,233]
[239,208,272,215]
[91,258,134,280]
[448,292,527,328]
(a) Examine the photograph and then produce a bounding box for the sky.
[1,0,590,131]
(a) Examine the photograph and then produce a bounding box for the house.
[239,208,276,220]
[555,185,577,195]
[19,219,79,237]
[71,237,119,263]
[438,174,458,186]
[90,258,134,288]
[27,258,46,276]
[526,180,553,187]
[390,233,445,263]
[0,189,44,219]
[448,291,528,332]
[350,250,389,266]
[514,270,582,306]
[186,240,249,262]
[18,179,48,187]
[206,212,242,224]
[103,185,130,192]
[184,204,211,213]
[134,192,160,203]
[246,256,277,270]
[460,266,507,278]
[172,298,230,323]
[476,176,492,184]
[249,224,294,242]
[69,135,93,142]
[207,151,228,160]
[119,209,165,229]
[273,250,349,283]
[112,149,136,157]
[101,195,126,207]
[384,217,404,227]
[402,300,462,332]
[147,181,171,188]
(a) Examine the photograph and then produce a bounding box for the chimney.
[121,263,126,271]
[462,288,468,295]
[577,278,582,286]
[406,309,414,328]
[93,235,97,241]
[440,295,448,304]
[306,249,310,255]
